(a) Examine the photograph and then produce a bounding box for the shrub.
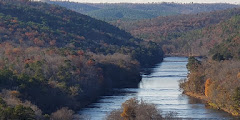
[50,107,74,120]
[107,98,164,120]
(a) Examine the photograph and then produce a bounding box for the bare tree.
[50,107,74,120]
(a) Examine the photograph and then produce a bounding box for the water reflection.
[79,57,235,119]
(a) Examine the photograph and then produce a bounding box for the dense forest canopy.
[0,0,164,119]
[43,1,240,57]
[112,7,240,56]
[179,9,240,116]
[0,0,240,119]
[48,0,240,117]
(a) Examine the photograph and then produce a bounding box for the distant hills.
[45,1,240,57]
[112,7,240,56]
[48,1,239,22]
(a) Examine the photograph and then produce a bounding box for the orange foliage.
[237,72,240,79]
[121,106,130,119]
[205,78,212,97]
[12,48,21,54]
[34,38,44,46]
[11,19,18,23]
[10,90,20,97]
[87,60,95,66]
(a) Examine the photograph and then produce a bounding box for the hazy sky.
[70,0,240,4]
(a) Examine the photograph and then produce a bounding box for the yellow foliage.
[10,90,20,97]
[121,99,136,120]
[121,105,136,120]
[237,72,240,79]
[208,102,219,109]
[205,78,211,97]
[121,106,129,119]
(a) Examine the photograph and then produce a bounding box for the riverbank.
[180,57,240,117]
[184,92,207,101]
[80,57,234,119]
[184,91,240,116]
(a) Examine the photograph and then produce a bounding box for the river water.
[79,57,234,119]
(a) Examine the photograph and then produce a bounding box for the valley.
[0,0,239,119]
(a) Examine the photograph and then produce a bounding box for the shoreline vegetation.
[184,92,207,101]
[106,98,179,120]
[0,0,164,119]
[179,15,240,115]
[184,92,239,116]
[180,56,240,117]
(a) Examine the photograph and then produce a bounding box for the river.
[79,57,234,119]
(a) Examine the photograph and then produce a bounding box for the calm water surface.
[79,57,234,119]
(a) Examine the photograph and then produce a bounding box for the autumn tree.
[205,78,211,97]
[107,98,163,120]
[50,107,74,120]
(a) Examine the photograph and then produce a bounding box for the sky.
[69,0,240,4]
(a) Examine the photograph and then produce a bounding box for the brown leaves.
[33,38,44,46]
[49,40,56,46]
[107,98,163,120]
[87,60,95,66]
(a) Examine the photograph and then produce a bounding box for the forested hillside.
[180,15,240,116]
[96,3,240,116]
[1,0,240,118]
[49,1,239,22]
[0,0,163,119]
[113,8,240,56]
[48,1,240,117]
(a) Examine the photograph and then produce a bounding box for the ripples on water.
[79,57,234,120]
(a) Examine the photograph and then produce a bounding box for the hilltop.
[48,1,239,22]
